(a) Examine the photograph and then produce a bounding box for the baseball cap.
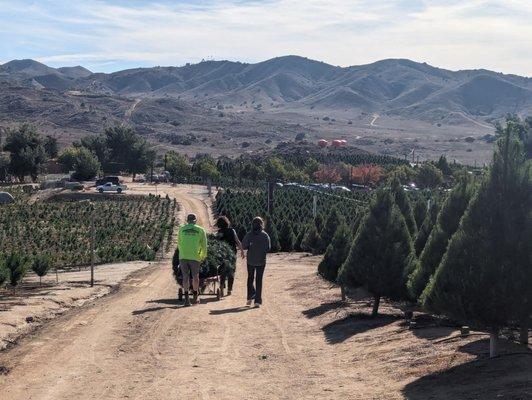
[187,213,197,223]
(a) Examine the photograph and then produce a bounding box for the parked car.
[96,176,121,186]
[96,182,127,193]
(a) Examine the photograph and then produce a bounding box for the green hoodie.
[177,223,207,261]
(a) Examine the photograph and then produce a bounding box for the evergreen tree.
[338,190,416,316]
[318,207,344,254]
[278,220,295,252]
[407,176,474,299]
[436,155,452,176]
[294,225,306,251]
[0,256,7,287]
[414,203,440,256]
[265,217,281,253]
[422,129,531,357]
[314,214,324,233]
[318,222,352,282]
[5,252,28,291]
[32,253,52,285]
[301,223,321,255]
[413,197,427,229]
[391,178,417,236]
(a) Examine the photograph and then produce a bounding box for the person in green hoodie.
[177,213,207,306]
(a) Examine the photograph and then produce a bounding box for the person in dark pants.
[215,216,244,295]
[242,217,271,308]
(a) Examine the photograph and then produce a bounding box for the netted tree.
[407,176,474,299]
[338,189,416,316]
[421,128,531,358]
[317,221,352,283]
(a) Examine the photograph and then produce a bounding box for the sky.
[0,0,531,76]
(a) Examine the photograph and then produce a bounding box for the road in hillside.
[0,185,368,400]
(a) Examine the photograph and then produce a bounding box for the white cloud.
[1,0,531,75]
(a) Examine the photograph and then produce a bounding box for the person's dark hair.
[215,216,230,229]
[252,216,264,232]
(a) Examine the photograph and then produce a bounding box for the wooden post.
[490,329,499,358]
[520,317,529,346]
[90,202,95,287]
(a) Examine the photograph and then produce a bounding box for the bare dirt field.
[0,185,530,400]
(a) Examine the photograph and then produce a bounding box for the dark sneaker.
[192,291,198,304]
[227,290,232,296]
[184,293,191,307]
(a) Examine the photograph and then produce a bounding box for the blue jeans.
[247,265,265,304]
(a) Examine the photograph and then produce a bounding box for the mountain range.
[1,56,531,122]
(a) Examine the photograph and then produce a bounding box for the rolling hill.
[1,56,530,122]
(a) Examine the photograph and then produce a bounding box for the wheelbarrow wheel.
[178,288,183,302]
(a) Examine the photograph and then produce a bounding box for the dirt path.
[1,184,530,400]
[0,185,356,399]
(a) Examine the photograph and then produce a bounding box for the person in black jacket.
[215,216,244,295]
[242,217,271,308]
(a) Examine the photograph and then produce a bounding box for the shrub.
[318,222,352,282]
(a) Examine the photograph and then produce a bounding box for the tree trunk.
[519,317,529,346]
[340,285,346,302]
[490,329,499,358]
[371,295,381,317]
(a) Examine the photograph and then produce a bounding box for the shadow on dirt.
[132,306,179,315]
[302,301,347,319]
[322,313,400,344]
[147,298,180,305]
[210,307,253,315]
[402,343,532,400]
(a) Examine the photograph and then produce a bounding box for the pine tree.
[338,189,416,316]
[5,252,28,291]
[301,223,321,255]
[414,203,440,256]
[266,217,281,253]
[413,197,428,228]
[318,207,344,254]
[294,225,306,251]
[391,177,417,236]
[407,176,474,299]
[32,253,52,285]
[422,129,531,358]
[318,222,352,282]
[278,220,295,252]
[0,256,7,287]
[314,214,324,233]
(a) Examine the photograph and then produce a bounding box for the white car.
[96,182,127,193]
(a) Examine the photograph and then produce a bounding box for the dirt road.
[0,185,354,400]
[1,185,530,400]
